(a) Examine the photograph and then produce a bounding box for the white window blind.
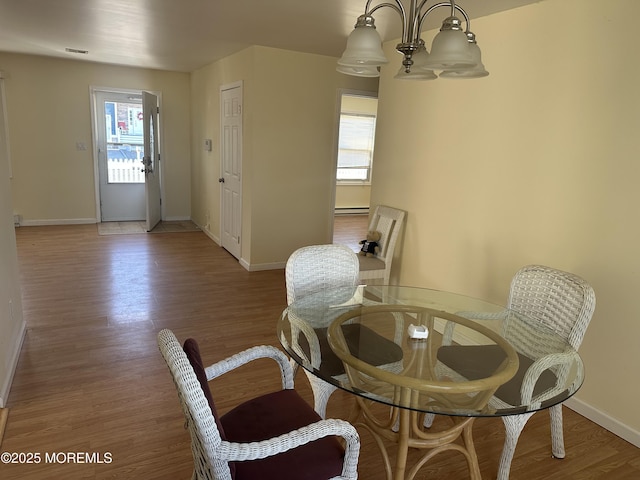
[337,113,376,182]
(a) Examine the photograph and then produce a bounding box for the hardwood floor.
[333,214,369,252]
[1,223,637,479]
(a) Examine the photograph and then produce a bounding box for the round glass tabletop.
[278,285,584,417]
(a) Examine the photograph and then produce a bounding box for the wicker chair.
[357,205,406,285]
[157,328,360,480]
[427,265,596,480]
[285,244,403,418]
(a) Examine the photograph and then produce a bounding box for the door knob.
[218,178,225,183]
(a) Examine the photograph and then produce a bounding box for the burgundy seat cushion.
[183,338,236,477]
[184,338,345,480]
[183,339,227,437]
[221,389,346,480]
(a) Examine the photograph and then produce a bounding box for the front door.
[220,82,242,259]
[143,91,161,232]
[95,91,145,221]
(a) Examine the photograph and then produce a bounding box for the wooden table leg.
[393,407,411,480]
[463,417,482,480]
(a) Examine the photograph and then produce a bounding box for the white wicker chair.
[357,205,406,285]
[285,245,361,419]
[157,328,360,480]
[284,244,403,418]
[427,265,596,480]
[286,245,361,307]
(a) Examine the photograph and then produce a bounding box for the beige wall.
[0,79,25,406]
[335,184,371,210]
[190,46,378,269]
[371,0,640,443]
[1,53,191,223]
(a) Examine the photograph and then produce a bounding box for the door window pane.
[104,101,144,184]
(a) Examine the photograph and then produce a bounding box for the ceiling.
[0,0,543,72]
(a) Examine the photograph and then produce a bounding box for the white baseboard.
[199,226,220,246]
[19,218,96,226]
[195,222,283,272]
[564,396,640,448]
[19,217,194,227]
[241,260,285,272]
[0,320,26,408]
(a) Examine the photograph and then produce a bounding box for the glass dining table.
[277,285,584,480]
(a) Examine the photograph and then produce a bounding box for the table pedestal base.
[350,400,481,480]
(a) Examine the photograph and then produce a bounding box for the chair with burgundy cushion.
[157,329,360,480]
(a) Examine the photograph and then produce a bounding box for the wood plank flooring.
[1,221,637,479]
[333,214,369,252]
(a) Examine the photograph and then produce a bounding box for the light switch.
[204,139,212,151]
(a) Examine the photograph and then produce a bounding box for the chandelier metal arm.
[360,1,471,66]
[364,0,409,44]
[417,1,471,41]
[362,0,472,43]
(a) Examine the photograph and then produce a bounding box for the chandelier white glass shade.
[439,32,489,78]
[337,64,381,77]
[337,0,488,80]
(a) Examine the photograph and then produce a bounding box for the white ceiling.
[0,0,543,72]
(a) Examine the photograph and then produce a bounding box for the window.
[337,113,376,182]
[104,100,144,184]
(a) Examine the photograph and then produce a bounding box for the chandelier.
[337,0,488,80]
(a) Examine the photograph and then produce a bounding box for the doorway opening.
[332,90,378,250]
[92,89,145,222]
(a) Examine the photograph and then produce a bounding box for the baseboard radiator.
[335,207,369,216]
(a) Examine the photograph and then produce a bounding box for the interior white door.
[220,83,242,259]
[143,91,161,232]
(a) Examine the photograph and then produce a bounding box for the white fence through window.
[107,144,144,184]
